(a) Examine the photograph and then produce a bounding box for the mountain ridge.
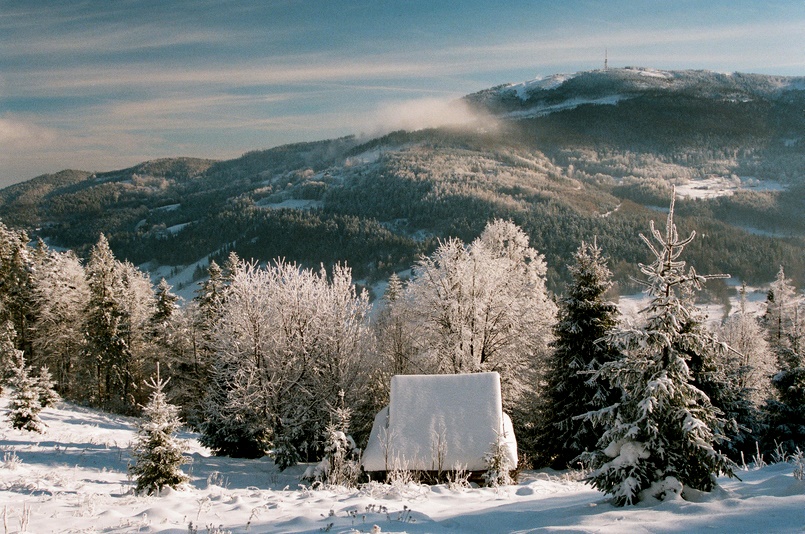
[2,67,804,295]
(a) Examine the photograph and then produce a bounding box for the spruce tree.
[36,366,60,408]
[153,278,179,325]
[763,267,801,355]
[129,365,189,495]
[311,393,360,487]
[762,267,805,453]
[84,234,132,411]
[180,260,227,427]
[7,350,45,433]
[537,240,621,468]
[0,223,34,358]
[197,352,272,459]
[584,194,735,505]
[0,320,16,393]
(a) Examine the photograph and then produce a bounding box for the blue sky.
[1,0,803,187]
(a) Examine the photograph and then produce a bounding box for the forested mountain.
[2,67,804,294]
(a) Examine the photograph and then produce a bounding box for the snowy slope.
[2,395,805,533]
[466,67,805,118]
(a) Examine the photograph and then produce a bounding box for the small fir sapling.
[309,392,361,487]
[36,366,60,408]
[129,364,189,495]
[7,350,45,433]
[483,434,514,487]
[272,431,302,471]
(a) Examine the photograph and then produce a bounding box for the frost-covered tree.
[403,220,556,409]
[30,249,90,396]
[761,268,805,453]
[129,366,189,495]
[717,284,774,406]
[198,261,273,458]
[483,433,515,487]
[7,350,45,433]
[763,266,802,356]
[584,195,735,506]
[153,278,179,325]
[36,366,60,408]
[308,392,360,487]
[375,273,418,376]
[715,284,773,456]
[537,240,621,468]
[200,259,372,462]
[84,234,156,413]
[0,222,35,359]
[0,320,16,392]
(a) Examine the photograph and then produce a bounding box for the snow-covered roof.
[362,372,517,472]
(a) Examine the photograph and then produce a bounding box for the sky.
[1,0,803,188]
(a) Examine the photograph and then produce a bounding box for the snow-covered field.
[675,176,786,200]
[2,396,805,533]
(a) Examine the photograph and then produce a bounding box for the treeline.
[5,209,805,504]
[2,125,803,295]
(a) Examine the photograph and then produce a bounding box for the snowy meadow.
[1,394,805,534]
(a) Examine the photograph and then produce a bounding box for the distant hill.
[2,68,804,297]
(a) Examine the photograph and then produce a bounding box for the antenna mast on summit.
[604,48,608,71]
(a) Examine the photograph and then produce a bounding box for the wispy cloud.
[1,0,803,186]
[361,97,495,136]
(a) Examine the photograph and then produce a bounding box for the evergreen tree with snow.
[309,392,360,487]
[129,365,189,495]
[29,249,90,397]
[198,349,272,458]
[184,261,227,420]
[0,319,16,393]
[153,278,179,325]
[84,234,155,413]
[36,366,60,408]
[763,266,801,356]
[483,433,515,487]
[536,240,621,468]
[0,224,36,360]
[584,194,735,506]
[763,352,805,454]
[678,295,752,461]
[762,267,805,453]
[7,350,45,433]
[717,284,774,407]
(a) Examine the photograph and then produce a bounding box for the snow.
[507,73,575,99]
[346,148,383,165]
[255,199,323,210]
[3,395,805,532]
[153,204,181,212]
[503,95,628,119]
[619,281,767,328]
[674,176,786,200]
[362,373,516,473]
[165,222,191,235]
[635,68,674,80]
